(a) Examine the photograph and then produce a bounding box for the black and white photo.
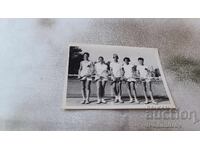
[64,44,175,109]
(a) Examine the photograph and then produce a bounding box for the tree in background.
[154,68,161,77]
[68,46,83,75]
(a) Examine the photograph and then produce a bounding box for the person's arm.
[132,65,136,77]
[78,62,82,78]
[145,67,149,72]
[106,63,111,77]
[93,63,97,76]
[91,62,96,76]
[136,66,140,76]
[121,66,125,77]
[146,66,152,78]
[110,64,115,78]
[110,67,116,82]
[131,65,135,74]
[105,64,109,74]
[145,66,151,74]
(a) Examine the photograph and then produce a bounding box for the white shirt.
[95,62,108,76]
[80,60,92,77]
[122,63,134,78]
[110,61,122,77]
[137,65,148,78]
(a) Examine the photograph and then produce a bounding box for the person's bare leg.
[126,82,133,103]
[113,82,118,102]
[148,82,157,104]
[132,82,139,103]
[96,81,101,104]
[86,80,91,104]
[81,80,86,104]
[143,82,149,104]
[118,81,123,103]
[101,80,107,103]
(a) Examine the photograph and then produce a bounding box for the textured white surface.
[0,19,200,130]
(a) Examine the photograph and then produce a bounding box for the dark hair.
[123,57,130,62]
[98,56,104,60]
[138,57,144,61]
[113,54,119,59]
[83,52,90,57]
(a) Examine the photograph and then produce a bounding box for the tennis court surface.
[66,78,170,106]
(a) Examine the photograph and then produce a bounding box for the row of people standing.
[78,52,158,105]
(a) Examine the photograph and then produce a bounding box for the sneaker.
[85,100,90,104]
[144,100,149,104]
[152,100,158,105]
[135,99,140,104]
[129,98,134,103]
[114,96,118,103]
[96,99,101,104]
[81,100,86,104]
[118,96,124,103]
[102,98,107,104]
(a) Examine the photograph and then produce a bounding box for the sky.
[71,44,160,68]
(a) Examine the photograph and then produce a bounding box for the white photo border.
[63,43,176,109]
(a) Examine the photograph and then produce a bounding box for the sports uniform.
[137,65,150,82]
[79,60,93,81]
[122,63,136,82]
[94,62,108,81]
[110,61,122,82]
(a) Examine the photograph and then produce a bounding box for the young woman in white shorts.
[122,57,139,103]
[137,57,157,104]
[110,54,123,103]
[78,52,93,104]
[94,56,109,104]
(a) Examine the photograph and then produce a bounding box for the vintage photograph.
[64,44,175,109]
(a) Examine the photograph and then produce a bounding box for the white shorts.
[80,76,93,81]
[125,77,136,82]
[140,77,151,83]
[95,76,108,81]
